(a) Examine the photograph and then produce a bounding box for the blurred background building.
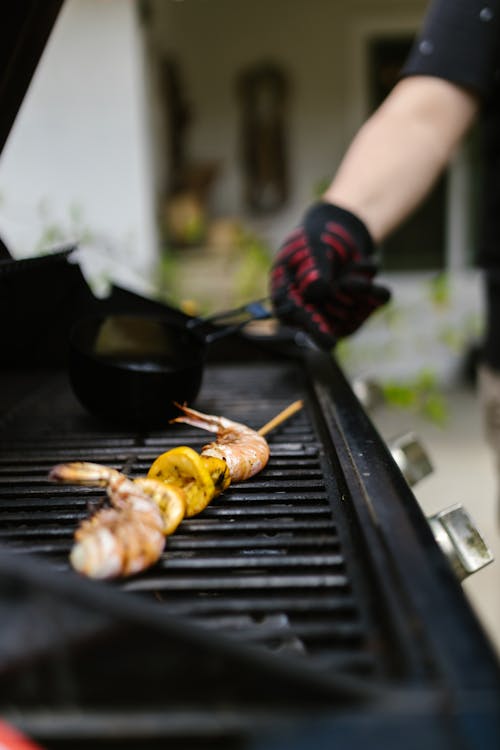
[0,0,483,383]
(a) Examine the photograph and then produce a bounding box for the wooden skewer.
[257,400,303,437]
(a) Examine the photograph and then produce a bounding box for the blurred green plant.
[427,272,451,308]
[155,222,272,315]
[233,227,272,301]
[380,369,448,426]
[34,199,94,254]
[156,246,180,303]
[335,265,484,425]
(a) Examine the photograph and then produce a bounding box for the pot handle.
[186,297,292,344]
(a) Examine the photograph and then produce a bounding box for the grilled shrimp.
[171,405,270,482]
[49,462,186,578]
[70,504,166,579]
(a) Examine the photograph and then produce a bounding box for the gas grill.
[1,3,500,749]
[1,259,500,749]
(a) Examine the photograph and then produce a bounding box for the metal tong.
[186,297,292,344]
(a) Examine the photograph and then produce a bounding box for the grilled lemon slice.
[147,446,216,517]
[200,455,231,495]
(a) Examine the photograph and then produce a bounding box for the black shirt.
[401,0,500,367]
[402,0,500,270]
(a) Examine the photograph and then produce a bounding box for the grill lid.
[0,2,63,156]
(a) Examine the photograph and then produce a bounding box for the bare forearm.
[323,77,479,243]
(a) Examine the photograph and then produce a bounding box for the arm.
[271,0,498,348]
[271,76,478,348]
[324,75,480,243]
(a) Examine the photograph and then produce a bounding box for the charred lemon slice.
[134,478,187,535]
[200,455,231,495]
[147,446,215,517]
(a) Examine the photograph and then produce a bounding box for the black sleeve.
[402,0,500,99]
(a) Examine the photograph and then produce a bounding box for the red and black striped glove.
[270,202,391,349]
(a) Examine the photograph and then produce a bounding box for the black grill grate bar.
[0,529,74,540]
[240,469,324,480]
[247,468,323,478]
[0,481,102,494]
[0,489,329,505]
[145,428,315,445]
[0,436,138,450]
[180,519,335,532]
[0,488,333,506]
[0,491,102,505]
[201,504,330,515]
[83,434,318,449]
[2,486,108,498]
[0,466,325,481]
[0,519,336,539]
[168,533,340,549]
[122,572,350,592]
[246,443,320,455]
[0,453,321,466]
[221,479,326,492]
[0,504,331,523]
[136,594,359,616]
[0,511,89,524]
[0,434,139,447]
[156,554,345,570]
[4,541,71,555]
[0,448,321,471]
[0,495,98,508]
[191,616,365,642]
[128,467,324,481]
[216,488,328,499]
[0,454,125,470]
[1,549,348,577]
[1,534,340,557]
[143,441,320,455]
[262,458,321,466]
[0,452,126,465]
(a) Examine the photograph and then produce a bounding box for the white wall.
[0,0,158,291]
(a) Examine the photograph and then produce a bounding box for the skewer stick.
[257,400,303,437]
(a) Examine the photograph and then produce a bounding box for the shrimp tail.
[49,461,146,511]
[49,461,114,487]
[170,403,225,434]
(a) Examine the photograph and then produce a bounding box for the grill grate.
[0,363,383,679]
[2,358,500,750]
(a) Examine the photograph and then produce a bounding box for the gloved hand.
[270,202,391,349]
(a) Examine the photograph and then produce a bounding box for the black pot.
[69,313,206,429]
[68,299,292,429]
